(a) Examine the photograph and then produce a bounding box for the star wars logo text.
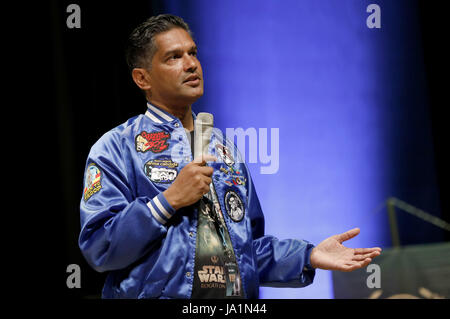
[197,265,226,289]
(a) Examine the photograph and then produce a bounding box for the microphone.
[194,112,214,162]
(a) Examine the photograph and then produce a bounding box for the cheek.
[151,66,181,87]
[160,69,180,84]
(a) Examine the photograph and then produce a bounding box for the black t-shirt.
[189,130,195,158]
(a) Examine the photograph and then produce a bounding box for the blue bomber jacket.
[79,102,316,299]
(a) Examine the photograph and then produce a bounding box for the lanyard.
[204,183,233,260]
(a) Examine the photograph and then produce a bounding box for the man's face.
[147,28,203,107]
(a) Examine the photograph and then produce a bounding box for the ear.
[131,68,152,91]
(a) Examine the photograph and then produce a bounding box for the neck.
[149,100,194,131]
[176,105,194,131]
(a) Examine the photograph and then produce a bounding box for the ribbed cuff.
[147,193,176,225]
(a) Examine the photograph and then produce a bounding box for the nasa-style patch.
[144,158,178,183]
[83,163,102,201]
[135,131,170,153]
[224,190,245,222]
[215,143,235,167]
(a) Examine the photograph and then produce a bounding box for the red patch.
[135,131,170,153]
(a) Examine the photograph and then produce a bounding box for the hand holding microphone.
[163,113,216,210]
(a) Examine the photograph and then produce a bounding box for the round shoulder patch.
[84,163,102,201]
[224,190,245,222]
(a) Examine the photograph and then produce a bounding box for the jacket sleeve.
[246,164,316,288]
[79,131,175,273]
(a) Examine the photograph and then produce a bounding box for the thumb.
[336,228,360,243]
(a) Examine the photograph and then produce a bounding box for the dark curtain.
[48,0,169,298]
[418,2,450,241]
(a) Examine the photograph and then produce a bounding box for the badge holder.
[225,261,242,297]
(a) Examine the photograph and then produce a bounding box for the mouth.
[183,74,201,86]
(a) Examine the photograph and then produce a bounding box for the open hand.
[309,228,381,272]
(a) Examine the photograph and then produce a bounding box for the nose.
[184,54,197,73]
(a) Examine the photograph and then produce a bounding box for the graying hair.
[125,14,193,72]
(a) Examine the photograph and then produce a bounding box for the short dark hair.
[125,14,193,72]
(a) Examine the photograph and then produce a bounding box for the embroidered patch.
[224,190,245,222]
[83,163,102,201]
[135,131,170,153]
[144,158,178,183]
[233,176,246,186]
[215,143,235,167]
[219,166,247,186]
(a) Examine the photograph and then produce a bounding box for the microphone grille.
[196,112,214,126]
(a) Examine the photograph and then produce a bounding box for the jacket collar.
[145,102,177,124]
[145,102,197,125]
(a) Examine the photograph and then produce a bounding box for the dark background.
[23,0,449,299]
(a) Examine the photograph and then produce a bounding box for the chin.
[186,88,204,102]
[172,86,203,105]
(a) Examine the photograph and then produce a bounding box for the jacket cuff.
[303,245,316,272]
[146,193,176,225]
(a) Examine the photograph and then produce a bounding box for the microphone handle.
[194,114,214,160]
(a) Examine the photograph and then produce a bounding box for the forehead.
[154,27,195,54]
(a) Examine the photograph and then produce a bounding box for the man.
[79,14,381,299]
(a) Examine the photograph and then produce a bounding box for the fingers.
[190,175,211,195]
[191,169,213,184]
[198,168,213,195]
[356,258,372,269]
[187,155,216,178]
[341,248,382,271]
[336,228,360,243]
[342,258,373,272]
[354,247,382,255]
[197,165,214,177]
[352,250,381,261]
[201,180,211,195]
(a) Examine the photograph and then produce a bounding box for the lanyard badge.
[203,183,242,297]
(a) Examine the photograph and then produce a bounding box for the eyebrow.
[162,45,197,58]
